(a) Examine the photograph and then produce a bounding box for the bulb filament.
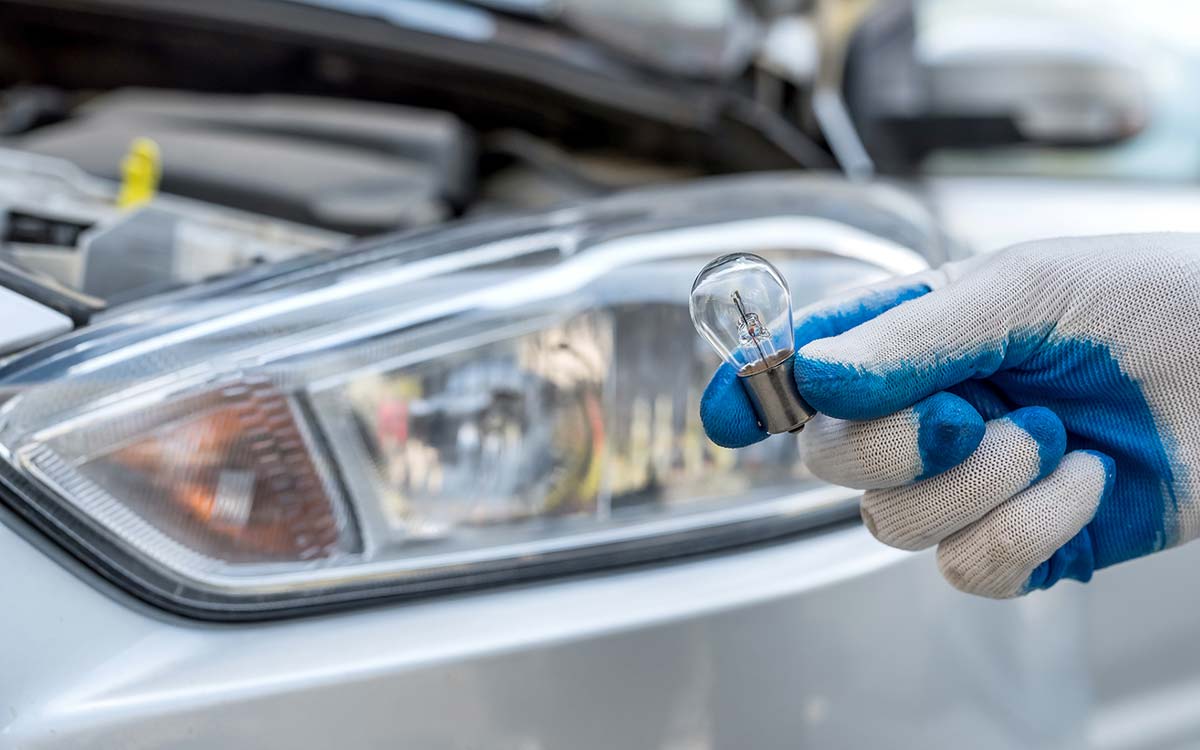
[731,290,769,363]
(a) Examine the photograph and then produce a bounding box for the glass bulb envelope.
[691,252,815,434]
[0,177,932,618]
[691,252,795,374]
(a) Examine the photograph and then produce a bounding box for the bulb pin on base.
[690,253,816,434]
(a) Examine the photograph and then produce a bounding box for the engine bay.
[0,84,715,315]
[0,0,808,315]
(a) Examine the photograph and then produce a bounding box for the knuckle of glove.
[859,408,1065,552]
[801,392,983,491]
[937,451,1111,599]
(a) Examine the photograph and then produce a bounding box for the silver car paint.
[7,505,1200,749]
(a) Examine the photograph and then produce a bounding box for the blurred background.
[2,0,1197,233]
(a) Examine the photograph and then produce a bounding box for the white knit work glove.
[700,234,1200,597]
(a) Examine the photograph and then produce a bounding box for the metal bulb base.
[740,352,816,434]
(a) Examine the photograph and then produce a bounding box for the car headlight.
[0,178,932,618]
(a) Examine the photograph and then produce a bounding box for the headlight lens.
[0,182,930,618]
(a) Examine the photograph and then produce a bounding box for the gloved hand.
[701,234,1200,597]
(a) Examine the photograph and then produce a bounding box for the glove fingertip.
[700,364,768,448]
[1006,406,1067,482]
[1079,449,1118,492]
[913,392,985,480]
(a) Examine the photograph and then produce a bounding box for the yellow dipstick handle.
[117,137,161,209]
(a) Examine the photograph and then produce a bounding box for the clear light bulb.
[690,253,816,434]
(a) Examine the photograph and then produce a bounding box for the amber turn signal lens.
[92,378,352,564]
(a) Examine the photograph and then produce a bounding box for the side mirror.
[843,0,1149,171]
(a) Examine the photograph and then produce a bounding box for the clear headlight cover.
[0,177,933,618]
